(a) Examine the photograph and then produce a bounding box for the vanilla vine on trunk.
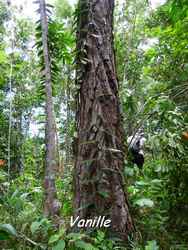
[74,0,134,239]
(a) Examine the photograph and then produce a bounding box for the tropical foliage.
[0,0,187,249]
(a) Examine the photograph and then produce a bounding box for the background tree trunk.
[65,72,72,171]
[39,0,60,218]
[74,0,134,239]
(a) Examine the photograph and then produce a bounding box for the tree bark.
[74,0,134,239]
[39,0,60,218]
[65,71,72,170]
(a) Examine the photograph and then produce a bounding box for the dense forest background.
[0,0,188,249]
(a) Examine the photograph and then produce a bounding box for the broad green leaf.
[52,240,66,250]
[150,179,162,185]
[135,181,149,186]
[49,234,60,244]
[135,198,154,208]
[75,240,97,250]
[66,232,85,240]
[0,224,17,238]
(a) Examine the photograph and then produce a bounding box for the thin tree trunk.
[74,0,134,239]
[65,71,72,170]
[39,0,60,218]
[7,3,14,181]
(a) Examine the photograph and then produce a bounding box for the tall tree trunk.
[65,71,72,170]
[39,0,60,218]
[74,0,134,239]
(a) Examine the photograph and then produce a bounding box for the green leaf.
[0,224,17,238]
[124,167,134,176]
[135,181,149,186]
[0,50,7,64]
[49,234,60,244]
[75,240,97,250]
[66,232,85,240]
[0,170,7,181]
[96,230,105,241]
[135,198,154,208]
[52,240,65,250]
[150,179,162,185]
[145,240,159,250]
[30,221,41,234]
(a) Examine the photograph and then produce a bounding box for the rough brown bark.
[39,0,60,218]
[74,0,134,239]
